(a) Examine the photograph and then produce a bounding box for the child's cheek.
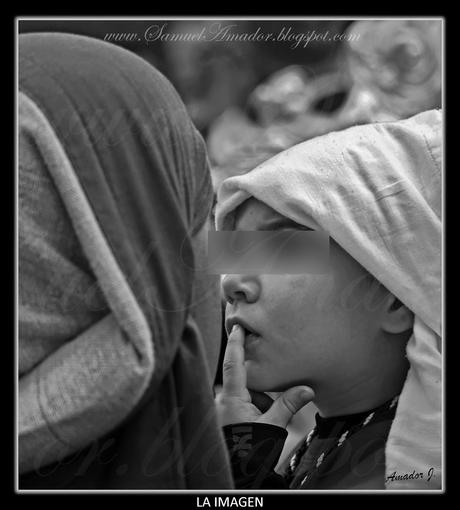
[287,274,337,311]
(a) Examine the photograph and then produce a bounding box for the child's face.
[222,198,391,394]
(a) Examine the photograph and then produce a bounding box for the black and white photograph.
[15,16,444,496]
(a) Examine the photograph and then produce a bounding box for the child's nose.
[221,274,260,304]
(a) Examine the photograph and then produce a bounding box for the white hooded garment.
[216,109,442,490]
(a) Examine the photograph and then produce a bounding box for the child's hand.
[215,324,315,428]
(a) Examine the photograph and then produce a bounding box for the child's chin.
[246,370,278,393]
[247,370,302,393]
[246,362,300,393]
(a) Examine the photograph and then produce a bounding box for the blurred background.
[18,18,443,470]
[19,19,442,188]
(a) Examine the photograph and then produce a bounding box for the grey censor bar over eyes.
[207,231,330,274]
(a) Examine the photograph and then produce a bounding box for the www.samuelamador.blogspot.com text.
[103,22,361,50]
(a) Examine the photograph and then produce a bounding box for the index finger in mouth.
[221,324,247,397]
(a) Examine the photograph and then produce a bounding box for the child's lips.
[225,316,260,337]
[244,330,261,346]
[225,316,263,356]
[243,332,263,358]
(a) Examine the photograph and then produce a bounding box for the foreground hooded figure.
[18,33,233,489]
[215,109,442,490]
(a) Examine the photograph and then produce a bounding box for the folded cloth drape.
[216,110,442,490]
[19,33,233,489]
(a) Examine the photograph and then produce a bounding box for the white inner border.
[14,15,445,495]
